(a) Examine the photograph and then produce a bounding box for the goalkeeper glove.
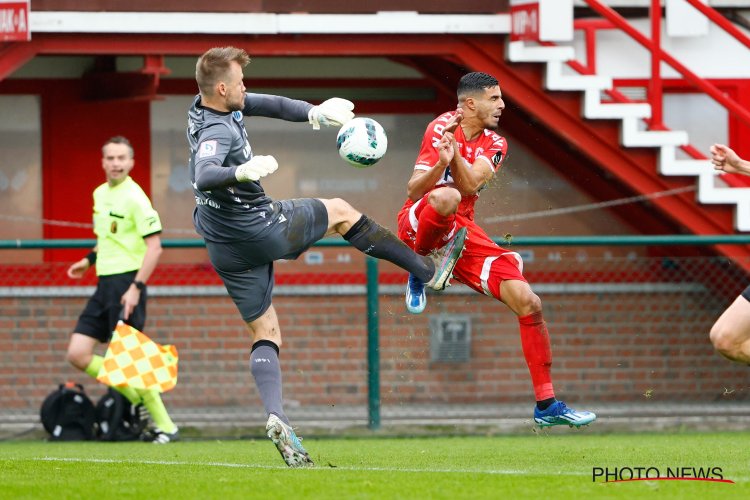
[235,155,279,182]
[308,97,355,130]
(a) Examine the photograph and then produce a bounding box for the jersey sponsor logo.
[492,151,504,167]
[232,111,243,122]
[198,140,217,158]
[195,196,220,209]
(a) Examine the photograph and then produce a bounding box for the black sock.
[250,340,288,425]
[343,215,434,283]
[536,397,556,411]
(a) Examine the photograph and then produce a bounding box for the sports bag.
[40,382,96,441]
[95,388,146,441]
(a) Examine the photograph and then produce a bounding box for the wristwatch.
[133,280,146,291]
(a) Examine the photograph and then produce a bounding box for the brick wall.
[1,285,747,416]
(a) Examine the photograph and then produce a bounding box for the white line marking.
[10,457,748,483]
[22,457,560,476]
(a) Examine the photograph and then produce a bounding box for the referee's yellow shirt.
[92,176,162,276]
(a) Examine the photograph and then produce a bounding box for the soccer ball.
[336,117,388,168]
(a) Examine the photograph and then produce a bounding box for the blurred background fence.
[1,236,749,434]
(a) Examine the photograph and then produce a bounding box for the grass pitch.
[1,432,748,499]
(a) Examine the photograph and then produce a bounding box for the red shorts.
[397,196,527,300]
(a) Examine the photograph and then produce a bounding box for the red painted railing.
[548,0,750,188]
[582,0,750,131]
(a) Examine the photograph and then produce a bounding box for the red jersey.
[402,110,508,220]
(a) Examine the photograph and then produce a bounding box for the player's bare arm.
[711,143,750,176]
[406,134,454,201]
[446,133,495,196]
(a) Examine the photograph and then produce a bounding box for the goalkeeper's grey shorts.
[205,198,328,323]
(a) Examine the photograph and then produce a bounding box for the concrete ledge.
[4,403,749,439]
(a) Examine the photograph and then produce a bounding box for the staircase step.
[583,90,651,119]
[658,146,711,176]
[506,41,574,62]
[507,39,750,233]
[698,174,750,204]
[545,61,612,91]
[621,117,688,147]
[735,200,750,232]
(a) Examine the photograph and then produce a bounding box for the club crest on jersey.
[199,140,217,158]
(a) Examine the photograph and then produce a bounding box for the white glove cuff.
[308,107,321,130]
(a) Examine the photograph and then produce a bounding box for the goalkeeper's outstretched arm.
[243,93,354,130]
[243,93,313,122]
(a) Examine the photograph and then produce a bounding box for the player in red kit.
[397,72,596,427]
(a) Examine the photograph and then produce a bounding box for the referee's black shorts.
[205,198,328,323]
[74,270,146,343]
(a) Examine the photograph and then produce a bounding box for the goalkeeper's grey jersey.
[187,93,312,242]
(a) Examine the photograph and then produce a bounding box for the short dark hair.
[102,136,134,158]
[457,72,499,100]
[196,46,250,96]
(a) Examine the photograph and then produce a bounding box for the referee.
[65,136,178,443]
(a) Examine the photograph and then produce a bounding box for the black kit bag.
[40,382,96,441]
[95,388,147,441]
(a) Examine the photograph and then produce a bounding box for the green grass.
[1,432,748,499]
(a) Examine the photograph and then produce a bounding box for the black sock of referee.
[343,214,434,283]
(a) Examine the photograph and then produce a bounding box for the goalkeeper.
[188,46,466,468]
[65,136,179,443]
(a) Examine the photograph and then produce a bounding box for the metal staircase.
[506,10,750,233]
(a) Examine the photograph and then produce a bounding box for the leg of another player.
[247,304,313,467]
[500,280,596,427]
[320,198,435,283]
[710,293,750,364]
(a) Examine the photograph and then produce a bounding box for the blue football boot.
[533,400,596,428]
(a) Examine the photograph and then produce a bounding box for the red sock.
[518,311,555,401]
[414,203,455,256]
